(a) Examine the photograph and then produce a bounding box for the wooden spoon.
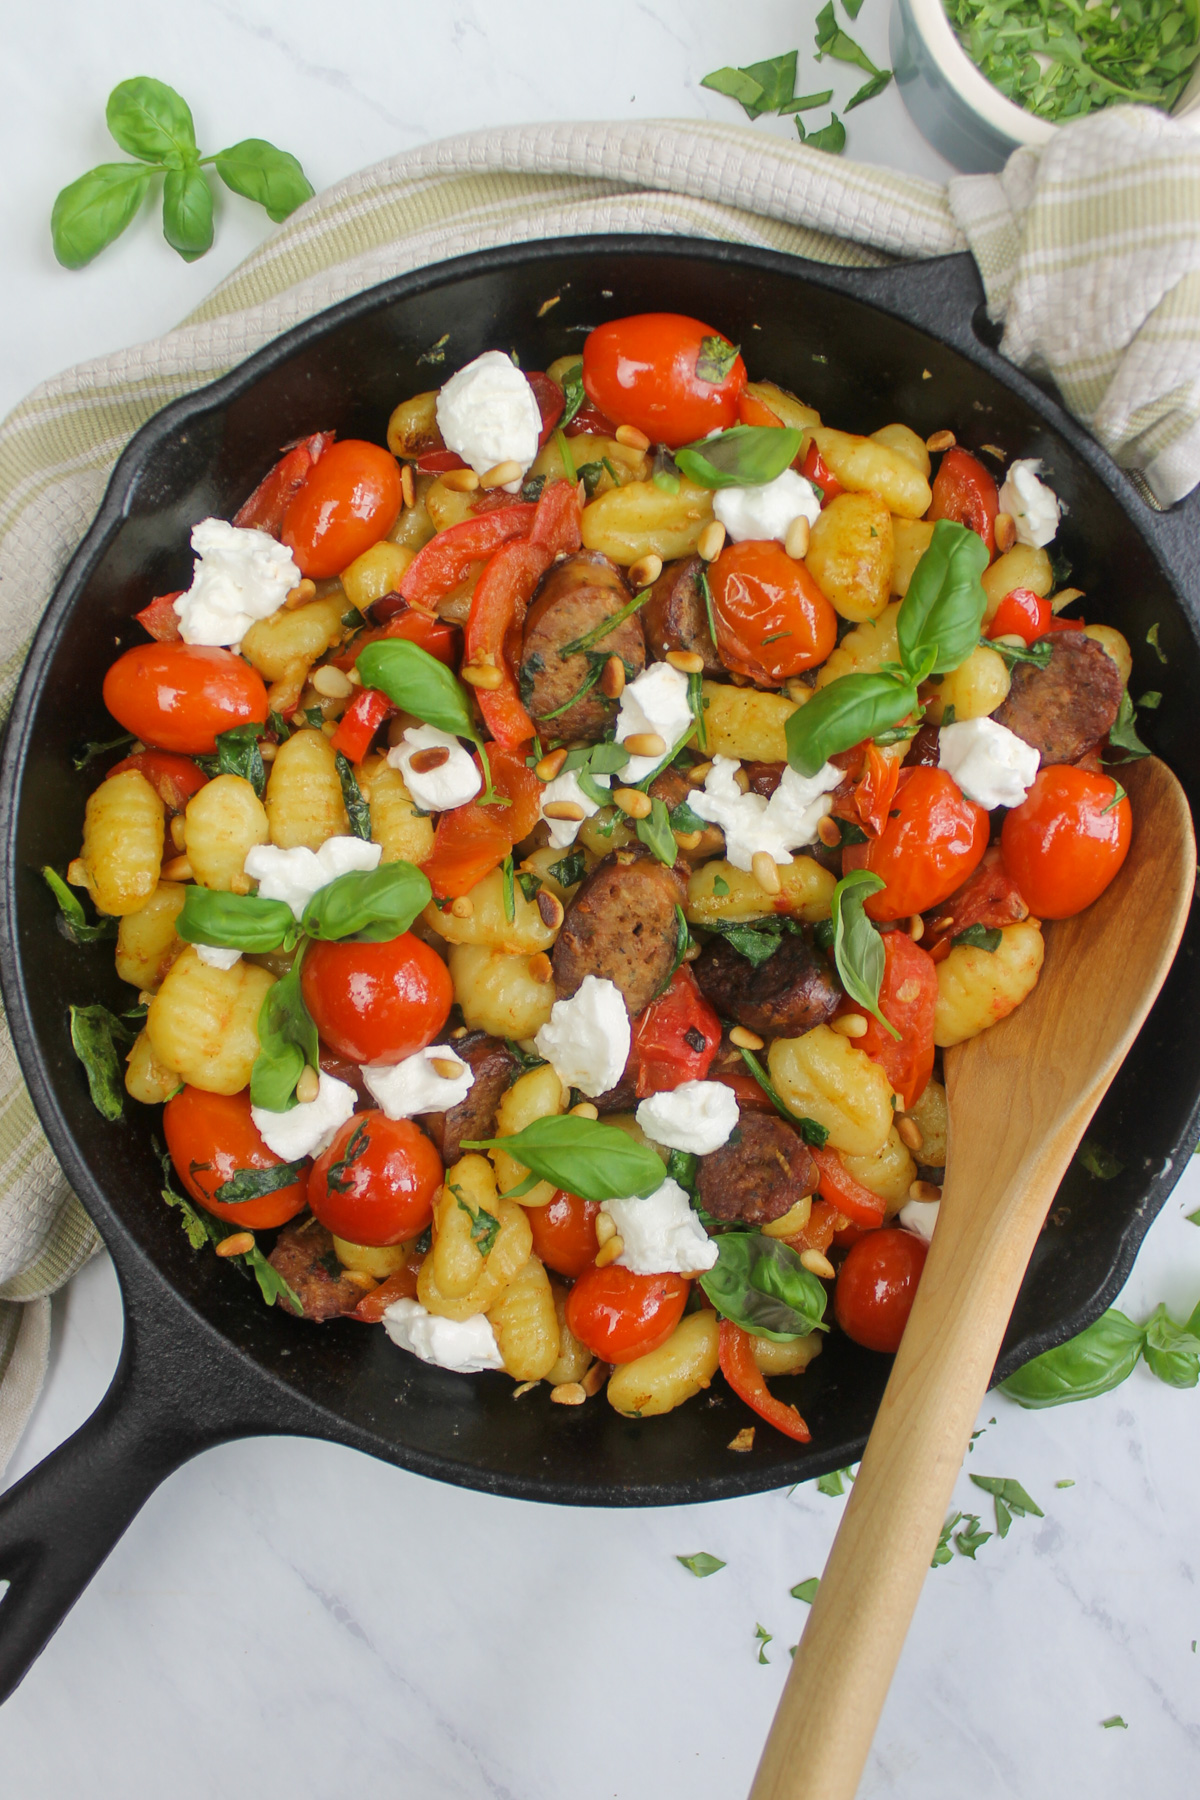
[749,755,1194,1800]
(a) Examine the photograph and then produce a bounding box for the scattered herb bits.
[677,1552,726,1578]
[790,1577,821,1603]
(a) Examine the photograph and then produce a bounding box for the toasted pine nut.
[728,1427,756,1452]
[460,661,503,690]
[137,990,155,1007]
[784,515,810,560]
[536,747,568,781]
[450,896,474,919]
[216,1232,255,1259]
[666,648,705,674]
[614,850,638,866]
[896,979,922,1005]
[400,462,415,508]
[980,443,1006,462]
[431,1058,464,1080]
[1051,587,1085,613]
[594,1235,624,1268]
[595,1211,617,1245]
[480,459,523,490]
[831,1014,869,1039]
[511,1379,541,1398]
[909,1179,942,1203]
[783,677,812,703]
[925,429,956,453]
[229,872,252,896]
[570,1101,599,1120]
[683,940,702,962]
[896,1115,924,1153]
[733,766,751,793]
[581,1359,608,1397]
[169,813,187,852]
[528,952,554,984]
[931,915,955,933]
[687,761,714,787]
[628,554,663,590]
[285,579,317,610]
[698,520,726,562]
[817,814,842,848]
[800,1248,836,1280]
[536,889,565,929]
[994,511,1017,553]
[450,1024,469,1039]
[162,855,192,881]
[341,1268,378,1293]
[992,632,1025,652]
[551,1382,586,1406]
[615,423,651,451]
[909,913,924,942]
[347,667,363,686]
[729,1025,764,1051]
[441,467,481,492]
[259,740,277,762]
[607,439,647,468]
[543,800,585,821]
[696,827,725,855]
[751,851,781,895]
[310,663,353,700]
[601,655,626,699]
[613,787,652,820]
[673,829,703,851]
[623,731,666,758]
[762,1199,813,1239]
[408,745,450,773]
[295,1064,321,1105]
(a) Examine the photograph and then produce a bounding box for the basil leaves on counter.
[831,870,899,1041]
[1001,1299,1200,1407]
[463,1115,666,1204]
[675,426,802,491]
[699,1232,829,1341]
[250,956,319,1114]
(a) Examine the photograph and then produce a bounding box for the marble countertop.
[2,3,1198,1795]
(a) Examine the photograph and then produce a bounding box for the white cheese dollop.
[712,469,822,544]
[173,518,300,647]
[435,351,543,490]
[383,1297,506,1373]
[539,767,610,849]
[939,716,1039,810]
[243,836,382,920]
[635,1080,739,1156]
[688,755,842,870]
[534,975,630,1098]
[603,1178,719,1276]
[998,459,1062,548]
[251,1071,357,1162]
[898,1197,940,1243]
[363,1044,475,1119]
[387,725,481,812]
[615,663,693,782]
[194,943,242,971]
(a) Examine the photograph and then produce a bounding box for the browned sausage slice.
[418,1031,518,1162]
[694,928,842,1037]
[991,632,1123,766]
[267,1215,364,1320]
[519,551,645,742]
[696,1113,817,1225]
[643,555,722,674]
[551,853,685,1018]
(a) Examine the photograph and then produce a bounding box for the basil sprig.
[69,1003,139,1122]
[43,867,117,945]
[336,751,372,840]
[356,638,506,805]
[301,862,431,943]
[196,722,267,797]
[675,426,802,490]
[251,954,319,1113]
[1001,1299,1200,1408]
[462,1115,666,1203]
[636,795,679,867]
[699,1232,829,1342]
[178,887,299,954]
[214,1160,308,1205]
[831,870,899,1041]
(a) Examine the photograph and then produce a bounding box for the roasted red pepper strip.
[334,609,460,674]
[839,929,938,1111]
[135,590,184,642]
[530,477,583,555]
[526,371,565,447]
[565,400,618,438]
[986,587,1052,645]
[928,447,998,557]
[352,1258,423,1322]
[811,1145,887,1230]
[233,432,334,535]
[633,968,722,1097]
[465,537,552,749]
[107,749,208,812]
[399,505,538,607]
[718,1319,812,1443]
[421,747,543,898]
[800,441,843,506]
[414,449,468,474]
[329,687,395,763]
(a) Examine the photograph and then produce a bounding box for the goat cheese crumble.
[173,518,300,647]
[635,1080,739,1155]
[540,767,610,849]
[194,943,242,971]
[243,836,381,920]
[251,1071,357,1160]
[603,1178,719,1276]
[898,1197,940,1243]
[534,975,630,1097]
[362,1045,475,1119]
[712,469,822,544]
[435,351,543,490]
[383,1297,506,1373]
[615,662,693,782]
[998,459,1062,548]
[388,725,481,811]
[939,716,1039,810]
[688,755,843,870]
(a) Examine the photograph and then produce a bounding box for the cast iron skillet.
[1,237,1198,1703]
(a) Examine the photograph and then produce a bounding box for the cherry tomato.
[163,1086,309,1230]
[986,587,1053,645]
[308,1111,442,1246]
[102,643,268,755]
[106,749,208,813]
[1000,765,1131,919]
[633,967,721,1097]
[581,313,746,448]
[842,766,990,921]
[927,447,998,556]
[565,1265,689,1364]
[835,1227,928,1353]
[421,747,543,899]
[527,1191,600,1279]
[800,441,843,506]
[301,932,453,1065]
[841,928,938,1111]
[834,742,901,840]
[282,439,404,580]
[921,843,1029,962]
[709,540,837,684]
[234,432,334,535]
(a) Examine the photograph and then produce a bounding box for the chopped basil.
[558,588,653,658]
[709,915,804,968]
[736,1046,828,1146]
[453,1187,501,1257]
[559,360,586,427]
[636,795,678,867]
[1076,1138,1124,1179]
[517,870,542,904]
[712,873,730,896]
[324,1119,371,1195]
[798,114,847,155]
[698,563,719,650]
[699,1231,828,1342]
[701,51,799,120]
[1138,690,1162,710]
[417,334,449,365]
[816,1466,854,1497]
[790,1577,820,1604]
[688,669,709,752]
[665,1148,699,1195]
[987,634,1053,670]
[555,427,577,483]
[336,750,372,840]
[669,797,706,834]
[954,1515,992,1560]
[1100,780,1127,817]
[968,1475,1044,1540]
[1101,1717,1128,1731]
[952,923,1002,952]
[1147,621,1167,663]
[69,1003,137,1121]
[547,846,587,890]
[42,866,117,945]
[576,461,607,501]
[754,1623,773,1664]
[695,335,741,386]
[211,721,268,799]
[931,1513,961,1567]
[676,1552,726,1578]
[214,1160,307,1205]
[1107,689,1151,760]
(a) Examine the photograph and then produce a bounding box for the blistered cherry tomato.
[842,766,990,921]
[528,1191,601,1279]
[163,1087,308,1230]
[581,313,746,448]
[565,1265,689,1364]
[633,967,721,1097]
[927,447,998,556]
[308,1111,441,1246]
[1000,765,1131,919]
[709,540,837,684]
[282,439,403,580]
[301,932,453,1065]
[103,643,268,755]
[986,588,1053,645]
[834,1228,928,1353]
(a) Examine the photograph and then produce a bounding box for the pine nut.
[607,439,647,469]
[1051,587,1085,613]
[570,1101,599,1120]
[441,467,481,492]
[340,1268,379,1293]
[784,515,810,560]
[431,1058,464,1080]
[408,746,450,773]
[295,1064,321,1105]
[628,554,663,590]
[528,952,554,984]
[909,1179,942,1203]
[581,1359,608,1397]
[696,827,725,855]
[480,459,523,489]
[931,915,955,933]
[461,661,503,690]
[311,663,354,699]
[698,520,726,562]
[511,1379,541,1398]
[162,855,192,881]
[909,913,924,942]
[285,579,317,610]
[751,851,781,895]
[992,633,1025,651]
[137,990,155,1007]
[536,747,568,781]
[831,1014,869,1039]
[216,1232,255,1258]
[601,655,626,699]
[595,1212,618,1245]
[169,813,187,852]
[450,1025,469,1039]
[551,1382,586,1406]
[994,511,1017,553]
[613,787,652,819]
[733,766,751,794]
[684,940,702,961]
[800,1248,836,1280]
[536,890,565,929]
[673,829,703,851]
[687,761,714,787]
[980,443,1006,462]
[347,667,363,686]
[817,814,841,848]
[400,463,415,509]
[896,1115,924,1153]
[614,850,638,866]
[259,740,277,762]
[615,423,651,451]
[925,429,956,452]
[666,648,705,674]
[543,800,585,821]
[450,896,474,919]
[728,1427,756,1452]
[896,979,922,1005]
[783,677,813,703]
[230,873,252,896]
[623,731,666,757]
[729,1025,764,1051]
[594,1235,624,1268]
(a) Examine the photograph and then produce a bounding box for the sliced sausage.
[267,1215,364,1321]
[419,1031,518,1161]
[643,555,722,674]
[991,632,1123,766]
[519,552,644,742]
[551,852,685,1018]
[696,1112,817,1225]
[694,928,842,1037]
[593,1042,640,1114]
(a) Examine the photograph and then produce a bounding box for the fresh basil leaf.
[712,874,729,896]
[699,66,768,117]
[547,846,587,890]
[1138,690,1162,710]
[576,461,607,501]
[700,1232,828,1341]
[323,1118,371,1195]
[669,797,706,834]
[106,77,197,163]
[675,426,802,490]
[462,1115,666,1203]
[791,1576,821,1603]
[846,69,893,109]
[214,1160,307,1205]
[247,1245,303,1313]
[785,670,918,777]
[636,795,678,867]
[452,1186,501,1257]
[986,634,1053,671]
[301,861,431,944]
[1000,1308,1147,1408]
[303,705,325,729]
[1142,1300,1200,1389]
[51,163,154,268]
[1146,622,1167,663]
[335,750,372,840]
[653,905,692,998]
[213,721,267,797]
[356,638,477,744]
[177,886,297,953]
[665,1148,699,1195]
[1077,1138,1124,1179]
[517,870,542,904]
[816,1466,854,1496]
[710,916,803,969]
[695,335,741,386]
[42,867,117,945]
[736,1047,828,1145]
[559,360,586,427]
[831,870,898,1041]
[799,115,847,154]
[969,1475,1043,1524]
[677,1552,726,1577]
[69,1003,137,1121]
[212,138,314,222]
[1106,689,1151,760]
[897,520,990,677]
[251,955,319,1112]
[952,924,1002,952]
[161,165,214,261]
[1101,1716,1128,1731]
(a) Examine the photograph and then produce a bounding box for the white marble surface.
[2,2,1199,1795]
